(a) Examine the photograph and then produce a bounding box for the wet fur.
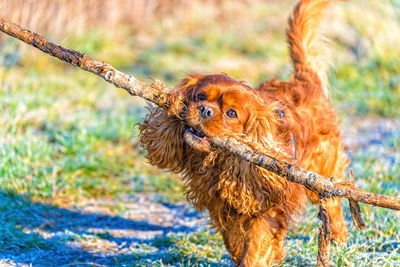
[138,0,348,265]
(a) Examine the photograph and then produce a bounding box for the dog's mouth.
[183,125,211,152]
[186,125,205,138]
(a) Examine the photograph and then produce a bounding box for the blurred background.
[0,0,399,266]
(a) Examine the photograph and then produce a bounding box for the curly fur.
[138,0,348,266]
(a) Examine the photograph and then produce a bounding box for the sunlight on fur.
[139,0,349,266]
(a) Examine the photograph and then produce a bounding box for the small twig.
[349,199,366,230]
[347,169,366,230]
[316,198,331,267]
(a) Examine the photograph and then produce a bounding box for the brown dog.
[138,0,348,265]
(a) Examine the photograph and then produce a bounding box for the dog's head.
[177,74,295,161]
[138,74,295,214]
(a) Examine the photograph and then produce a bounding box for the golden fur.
[138,0,348,265]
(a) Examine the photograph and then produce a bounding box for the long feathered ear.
[243,102,296,163]
[138,106,188,173]
[138,74,206,173]
[214,151,288,216]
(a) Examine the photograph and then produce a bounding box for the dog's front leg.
[222,207,289,267]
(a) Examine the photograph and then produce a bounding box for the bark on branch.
[0,17,171,110]
[1,16,399,266]
[212,136,400,210]
[316,198,331,267]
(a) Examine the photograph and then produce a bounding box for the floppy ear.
[138,106,189,173]
[175,74,205,103]
[215,151,288,216]
[244,102,295,163]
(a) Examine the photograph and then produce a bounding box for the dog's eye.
[197,93,206,101]
[226,109,237,119]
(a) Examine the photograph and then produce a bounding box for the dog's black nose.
[198,105,214,119]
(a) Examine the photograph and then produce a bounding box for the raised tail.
[287,0,339,95]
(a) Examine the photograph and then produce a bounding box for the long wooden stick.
[1,17,399,212]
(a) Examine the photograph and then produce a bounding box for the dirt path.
[0,193,213,266]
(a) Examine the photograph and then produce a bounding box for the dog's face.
[178,74,295,162]
[181,75,267,152]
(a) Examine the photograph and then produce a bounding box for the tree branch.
[1,17,399,212]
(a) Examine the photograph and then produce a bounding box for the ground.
[0,0,399,266]
[0,118,398,267]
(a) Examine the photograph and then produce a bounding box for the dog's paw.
[331,227,348,244]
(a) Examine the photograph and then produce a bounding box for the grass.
[331,57,400,117]
[129,230,229,266]
[0,0,399,266]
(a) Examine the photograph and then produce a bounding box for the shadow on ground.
[0,191,229,266]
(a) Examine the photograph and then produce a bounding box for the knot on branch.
[104,70,114,82]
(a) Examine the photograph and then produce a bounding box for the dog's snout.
[198,105,214,119]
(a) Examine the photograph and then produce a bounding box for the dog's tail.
[287,0,338,95]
